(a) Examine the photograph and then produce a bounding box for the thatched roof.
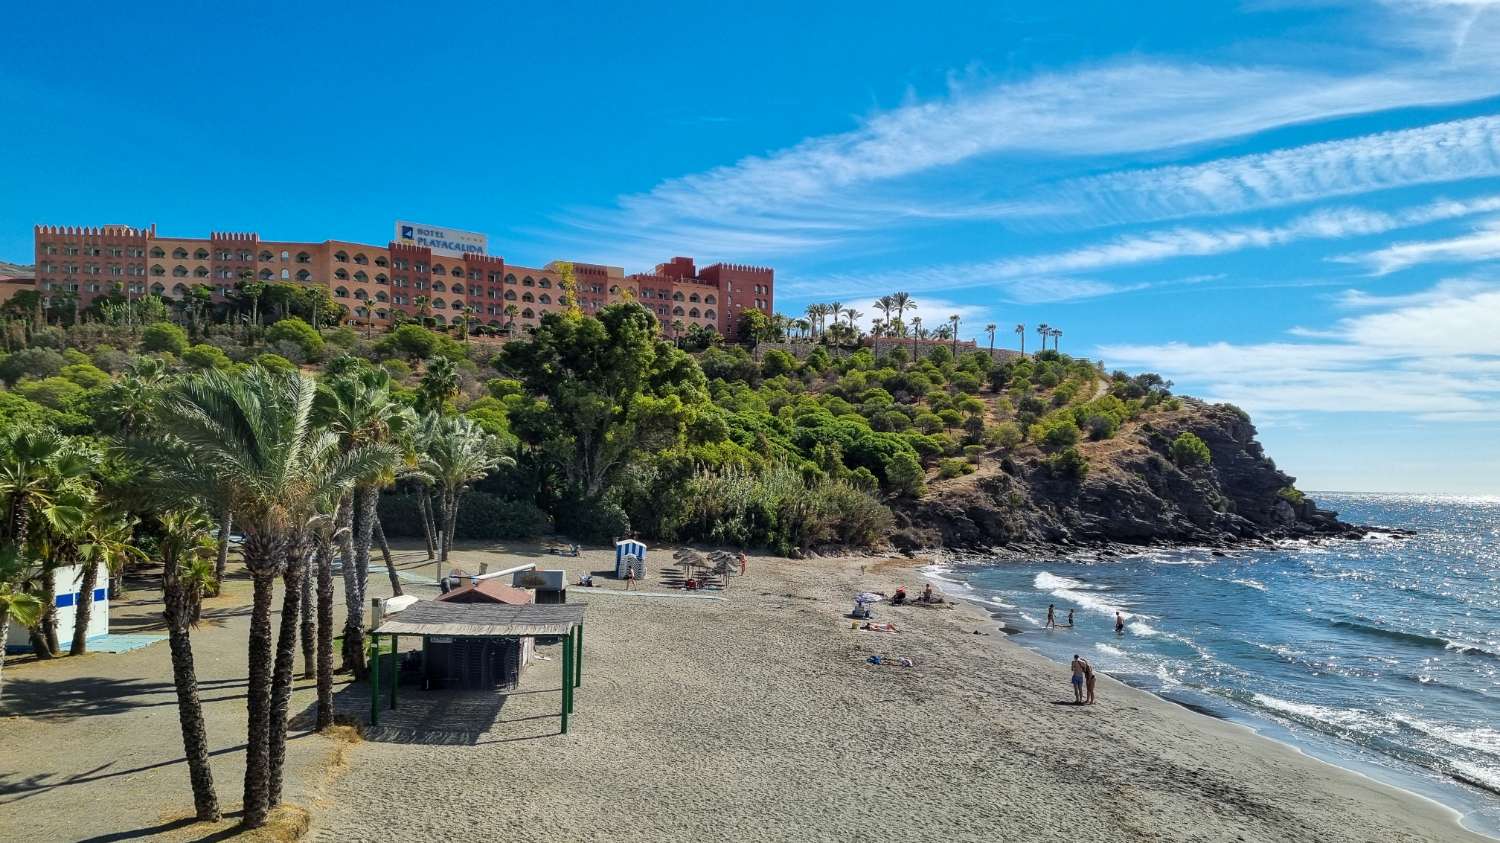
[374,600,584,637]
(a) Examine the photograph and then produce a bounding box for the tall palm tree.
[503,303,519,335]
[70,511,144,655]
[415,414,508,579]
[142,366,388,828]
[1015,323,1026,354]
[0,547,43,701]
[949,314,961,354]
[1050,327,1062,351]
[155,508,222,821]
[890,292,915,324]
[844,308,863,330]
[910,316,923,365]
[417,355,460,415]
[874,295,894,327]
[985,323,997,354]
[804,304,822,340]
[314,370,413,678]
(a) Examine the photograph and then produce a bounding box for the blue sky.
[3,1,1500,494]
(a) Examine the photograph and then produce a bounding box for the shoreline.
[918,559,1500,841]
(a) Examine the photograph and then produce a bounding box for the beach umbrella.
[673,549,705,582]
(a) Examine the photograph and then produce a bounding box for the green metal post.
[389,634,398,710]
[369,633,380,727]
[573,624,583,689]
[560,634,571,734]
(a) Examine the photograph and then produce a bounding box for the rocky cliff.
[892,399,1361,551]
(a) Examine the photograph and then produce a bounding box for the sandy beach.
[298,543,1488,843]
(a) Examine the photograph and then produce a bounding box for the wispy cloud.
[1098,279,1500,418]
[1057,114,1500,224]
[782,194,1500,299]
[1338,216,1500,273]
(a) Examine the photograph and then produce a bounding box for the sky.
[3,0,1500,494]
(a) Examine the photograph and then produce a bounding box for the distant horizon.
[3,1,1499,495]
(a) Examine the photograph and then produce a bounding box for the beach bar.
[371,600,587,733]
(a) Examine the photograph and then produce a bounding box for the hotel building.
[24,224,773,336]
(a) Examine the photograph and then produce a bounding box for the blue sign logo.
[400,225,414,239]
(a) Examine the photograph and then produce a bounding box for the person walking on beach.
[1070,654,1086,703]
[1115,612,1125,634]
[625,567,636,591]
[1047,604,1056,628]
[738,551,748,576]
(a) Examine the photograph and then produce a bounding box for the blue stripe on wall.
[56,592,75,608]
[94,588,107,601]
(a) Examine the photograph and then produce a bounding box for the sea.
[931,493,1500,837]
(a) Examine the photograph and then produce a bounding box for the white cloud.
[1097,280,1500,418]
[782,194,1500,299]
[1339,216,1500,273]
[1059,114,1500,223]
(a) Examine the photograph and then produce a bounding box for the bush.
[326,326,359,348]
[265,317,324,360]
[378,492,551,541]
[1031,414,1081,451]
[1170,432,1212,468]
[15,376,85,409]
[253,353,297,374]
[988,421,1024,450]
[938,458,969,479]
[0,347,67,385]
[1048,446,1089,479]
[556,497,631,544]
[1278,486,1305,506]
[90,345,131,373]
[60,363,110,390]
[141,322,189,355]
[182,343,232,370]
[381,358,412,382]
[761,349,797,378]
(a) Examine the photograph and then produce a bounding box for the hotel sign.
[394,220,488,258]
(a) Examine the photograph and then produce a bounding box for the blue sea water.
[939,493,1500,837]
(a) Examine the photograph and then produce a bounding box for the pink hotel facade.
[26,224,774,336]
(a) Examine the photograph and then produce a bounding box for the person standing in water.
[1046,604,1056,628]
[1066,609,1074,627]
[1115,611,1125,634]
[1070,654,1086,703]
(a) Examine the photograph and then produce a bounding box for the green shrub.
[254,353,297,374]
[182,343,232,370]
[1048,446,1089,479]
[141,322,189,355]
[761,349,797,378]
[556,497,631,544]
[988,421,1024,450]
[265,317,325,360]
[378,492,550,540]
[326,326,359,348]
[1170,432,1212,468]
[0,347,67,385]
[60,363,110,390]
[962,444,985,460]
[1278,486,1306,506]
[938,458,969,479]
[1030,414,1081,451]
[381,358,412,382]
[15,376,85,409]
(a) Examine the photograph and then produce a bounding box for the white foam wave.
[1128,621,1158,636]
[1034,572,1105,591]
[1251,693,1393,734]
[1229,577,1267,591]
[1392,715,1500,754]
[1452,760,1500,793]
[987,597,1016,608]
[1095,643,1126,657]
[1019,611,1041,626]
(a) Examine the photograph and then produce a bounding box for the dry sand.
[302,543,1489,843]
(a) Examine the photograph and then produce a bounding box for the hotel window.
[335,287,349,298]
[173,248,189,259]
[281,269,290,280]
[376,274,387,284]
[505,273,517,284]
[375,256,388,267]
[151,247,165,258]
[297,270,311,282]
[260,251,274,261]
[705,309,716,319]
[195,248,210,259]
[260,269,273,280]
[66,247,79,256]
[539,294,551,304]
[433,265,446,275]
[297,252,311,263]
[354,253,368,265]
[433,282,446,293]
[354,289,368,301]
[415,262,426,273]
[151,265,165,276]
[375,291,388,302]
[705,295,716,304]
[451,283,464,295]
[522,308,534,319]
[354,271,368,282]
[335,251,348,262]
[504,290,516,301]
[522,276,534,287]
[281,250,290,261]
[335,269,348,280]
[522,292,534,303]
[173,266,188,277]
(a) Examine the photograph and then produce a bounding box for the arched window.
[354,289,368,300]
[432,264,446,275]
[334,268,348,280]
[522,276,534,286]
[354,253,368,265]
[504,290,517,301]
[705,295,716,304]
[538,277,551,288]
[522,292,534,303]
[609,285,619,294]
[451,283,464,295]
[375,256,388,267]
[334,287,349,298]
[194,266,209,278]
[376,273,387,284]
[450,300,464,310]
[297,270,311,282]
[673,306,685,316]
[433,281,447,293]
[375,291,388,302]
[539,293,551,304]
[354,270,368,282]
[689,308,700,318]
[151,283,166,295]
[194,248,209,259]
[673,292,684,301]
[151,265,165,276]
[433,315,447,325]
[259,269,273,280]
[173,248,188,259]
[150,247,165,258]
[172,283,190,296]
[522,308,535,319]
[705,309,716,319]
[334,251,348,262]
[296,251,311,263]
[355,306,368,317]
[281,269,290,280]
[689,293,700,303]
[433,297,446,308]
[281,250,290,260]
[375,309,387,320]
[505,273,517,284]
[259,250,273,261]
[172,265,188,277]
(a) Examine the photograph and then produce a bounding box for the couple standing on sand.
[1070,654,1097,704]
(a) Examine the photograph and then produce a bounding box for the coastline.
[922,551,1500,841]
[302,542,1489,842]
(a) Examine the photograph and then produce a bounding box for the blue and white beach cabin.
[5,562,108,653]
[614,539,647,579]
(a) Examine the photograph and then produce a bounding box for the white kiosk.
[4,562,108,651]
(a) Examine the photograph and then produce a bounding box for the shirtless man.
[1070,654,1086,703]
[1115,611,1126,634]
[1046,604,1057,628]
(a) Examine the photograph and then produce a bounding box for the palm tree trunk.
[339,496,367,679]
[267,550,304,808]
[374,514,401,598]
[69,560,99,656]
[299,552,314,680]
[212,511,232,597]
[0,609,11,702]
[32,570,57,660]
[162,562,220,821]
[416,491,436,559]
[242,566,276,829]
[314,535,335,730]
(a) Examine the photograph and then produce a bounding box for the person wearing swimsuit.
[1115,612,1125,634]
[1047,604,1056,628]
[1084,659,1097,704]
[1070,654,1086,703]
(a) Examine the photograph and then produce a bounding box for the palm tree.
[503,303,519,335]
[1015,323,1026,354]
[1050,327,1062,351]
[844,307,863,331]
[949,314,961,354]
[415,414,508,578]
[314,370,413,678]
[142,366,388,828]
[794,318,810,340]
[804,304,822,339]
[985,323,997,354]
[874,295,894,327]
[909,316,923,365]
[414,295,432,326]
[890,292,915,324]
[417,355,460,415]
[1036,323,1050,354]
[70,511,144,655]
[0,547,43,701]
[156,508,222,821]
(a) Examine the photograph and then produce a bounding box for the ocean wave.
[987,597,1016,608]
[1326,618,1500,661]
[1127,621,1158,636]
[1451,760,1500,794]
[1391,714,1500,755]
[1033,572,1107,591]
[1094,643,1127,657]
[1250,693,1393,735]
